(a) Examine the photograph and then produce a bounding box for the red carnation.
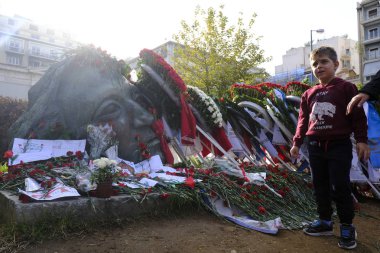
[184,176,195,189]
[75,151,83,160]
[3,150,13,159]
[278,190,286,197]
[160,193,170,199]
[258,206,266,214]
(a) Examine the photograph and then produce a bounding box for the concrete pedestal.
[0,191,179,224]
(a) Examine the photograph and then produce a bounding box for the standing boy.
[290,46,370,250]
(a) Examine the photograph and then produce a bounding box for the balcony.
[363,35,380,45]
[29,50,61,61]
[361,10,380,25]
[5,45,24,54]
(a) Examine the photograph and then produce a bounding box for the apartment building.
[357,0,380,84]
[0,14,79,100]
[127,41,177,70]
[273,35,360,85]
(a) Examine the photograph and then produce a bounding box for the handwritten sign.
[11,138,86,165]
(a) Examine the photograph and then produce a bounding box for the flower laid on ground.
[91,157,121,184]
[0,151,86,193]
[114,162,316,229]
[0,148,317,228]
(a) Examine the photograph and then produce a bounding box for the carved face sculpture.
[10,47,162,162]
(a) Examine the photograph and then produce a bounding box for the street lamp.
[310,29,324,84]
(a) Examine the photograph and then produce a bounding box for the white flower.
[208,106,214,112]
[93,158,107,169]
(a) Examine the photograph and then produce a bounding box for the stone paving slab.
[0,191,176,224]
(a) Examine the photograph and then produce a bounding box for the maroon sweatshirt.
[293,77,368,147]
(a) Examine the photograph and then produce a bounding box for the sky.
[0,0,360,75]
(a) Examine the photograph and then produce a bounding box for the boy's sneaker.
[303,220,333,236]
[338,224,357,250]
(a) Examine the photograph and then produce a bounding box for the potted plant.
[91,157,120,198]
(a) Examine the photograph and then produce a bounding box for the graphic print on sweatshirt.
[309,101,336,130]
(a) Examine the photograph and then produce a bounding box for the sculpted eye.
[93,101,122,122]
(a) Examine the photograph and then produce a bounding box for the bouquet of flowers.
[87,123,117,159]
[91,157,121,184]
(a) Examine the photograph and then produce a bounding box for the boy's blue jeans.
[307,138,354,224]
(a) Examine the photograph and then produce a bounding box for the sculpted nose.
[129,101,154,127]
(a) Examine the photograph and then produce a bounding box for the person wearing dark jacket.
[290,46,370,250]
[346,69,380,114]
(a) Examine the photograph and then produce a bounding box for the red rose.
[3,150,13,159]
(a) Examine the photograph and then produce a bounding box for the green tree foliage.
[172,5,270,96]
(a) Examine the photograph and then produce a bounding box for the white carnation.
[94,158,107,169]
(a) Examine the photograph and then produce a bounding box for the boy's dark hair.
[310,46,337,62]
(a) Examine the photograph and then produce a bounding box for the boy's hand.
[356,142,370,161]
[290,146,300,158]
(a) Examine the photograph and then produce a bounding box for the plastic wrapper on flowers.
[116,162,317,229]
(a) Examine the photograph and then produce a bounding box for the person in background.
[290,46,370,250]
[346,69,380,114]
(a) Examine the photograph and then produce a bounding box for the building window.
[31,34,40,40]
[29,60,41,68]
[369,8,378,19]
[369,28,378,39]
[7,39,21,51]
[6,55,22,65]
[369,48,379,60]
[50,49,58,59]
[345,49,350,55]
[8,19,15,25]
[342,60,351,68]
[29,24,38,31]
[31,46,41,56]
